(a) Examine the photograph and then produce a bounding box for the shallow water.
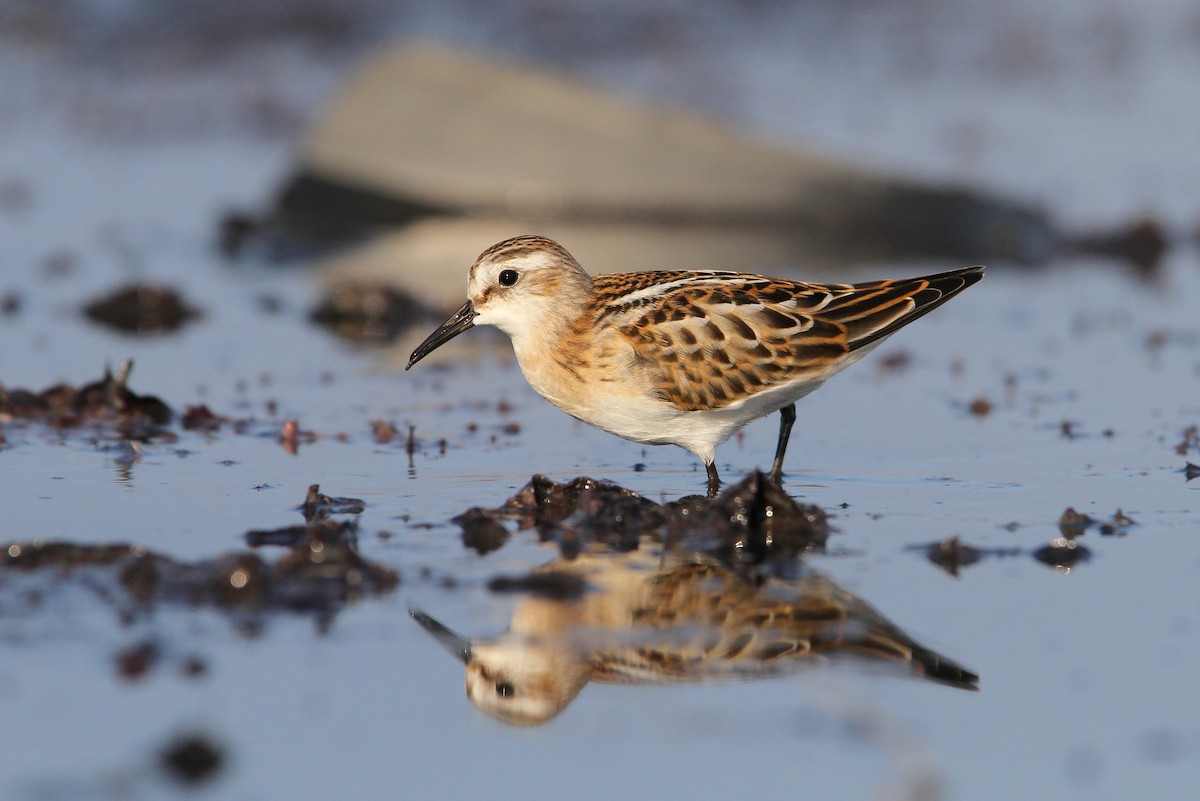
[3,3,1200,800]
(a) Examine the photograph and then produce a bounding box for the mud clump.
[1033,538,1091,568]
[671,471,830,563]
[457,471,829,564]
[3,520,394,621]
[908,537,1023,575]
[310,282,433,344]
[299,483,365,519]
[2,486,395,631]
[84,284,201,335]
[499,474,653,529]
[0,360,172,438]
[271,520,395,612]
[180,404,227,432]
[922,536,983,576]
[1058,507,1094,536]
[1058,506,1135,538]
[455,507,510,555]
[159,732,224,786]
[115,639,161,681]
[1064,216,1168,278]
[558,488,667,557]
[967,396,993,417]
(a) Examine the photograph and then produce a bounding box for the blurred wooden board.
[238,44,1060,305]
[302,44,1049,245]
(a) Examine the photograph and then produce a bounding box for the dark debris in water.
[83,284,202,335]
[1,485,395,632]
[0,360,172,438]
[1033,538,1091,568]
[1060,506,1136,537]
[967,396,993,417]
[454,507,510,555]
[674,471,830,564]
[909,506,1136,574]
[1185,462,1200,481]
[1058,506,1094,535]
[159,732,225,786]
[908,537,1022,576]
[299,483,365,520]
[923,537,981,576]
[180,404,227,432]
[498,474,649,528]
[558,487,667,557]
[115,639,162,681]
[1062,216,1169,279]
[912,534,1094,573]
[310,282,434,344]
[457,470,829,565]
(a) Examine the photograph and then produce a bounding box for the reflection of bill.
[412,550,977,726]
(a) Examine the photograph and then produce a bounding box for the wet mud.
[456,471,829,563]
[159,733,225,787]
[309,282,434,344]
[1,485,397,638]
[0,361,172,439]
[910,506,1137,576]
[83,284,202,335]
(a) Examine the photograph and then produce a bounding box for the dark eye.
[498,269,519,287]
[495,681,515,698]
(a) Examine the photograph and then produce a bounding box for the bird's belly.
[526,370,684,446]
[522,371,796,461]
[517,348,838,460]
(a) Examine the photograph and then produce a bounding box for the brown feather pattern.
[574,266,982,412]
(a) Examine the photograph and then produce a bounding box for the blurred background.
[4,0,1196,254]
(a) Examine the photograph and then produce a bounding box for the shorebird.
[411,549,978,725]
[408,236,983,495]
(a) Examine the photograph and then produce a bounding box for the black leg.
[769,403,796,486]
[705,461,720,498]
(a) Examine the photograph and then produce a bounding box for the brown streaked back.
[593,265,983,412]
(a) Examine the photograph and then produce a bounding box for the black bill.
[406,300,476,369]
[409,607,472,664]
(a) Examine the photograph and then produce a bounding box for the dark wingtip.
[848,264,986,351]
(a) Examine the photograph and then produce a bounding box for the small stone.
[160,733,224,786]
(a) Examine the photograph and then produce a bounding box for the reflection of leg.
[705,461,720,498]
[769,403,796,485]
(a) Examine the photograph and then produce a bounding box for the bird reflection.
[412,548,978,726]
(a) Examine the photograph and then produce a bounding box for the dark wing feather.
[822,266,985,350]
